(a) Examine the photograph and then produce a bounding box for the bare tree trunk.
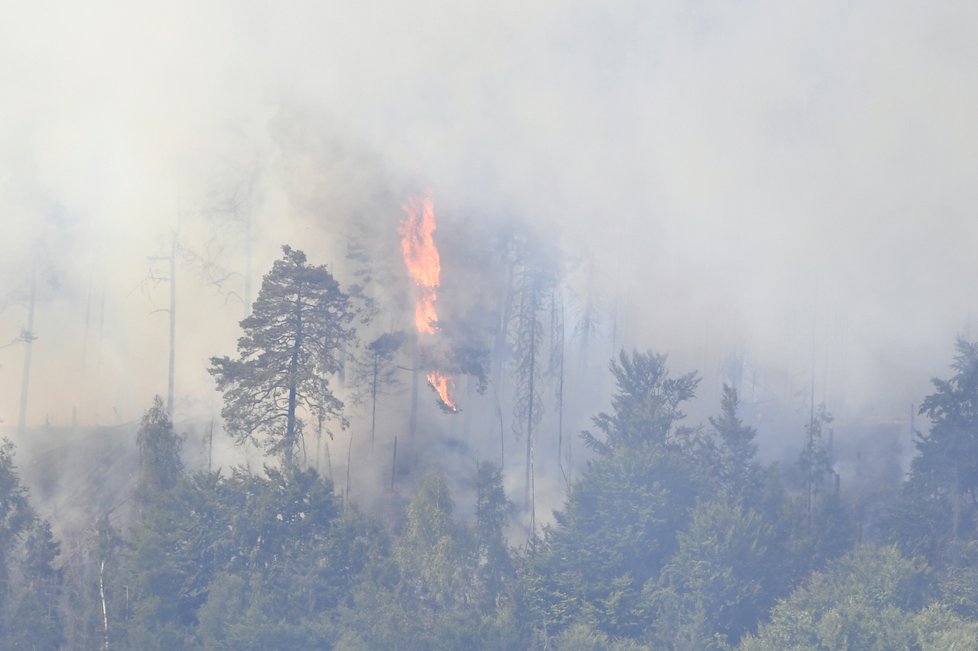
[370,357,379,448]
[390,436,398,491]
[17,262,37,433]
[525,299,537,530]
[167,233,176,420]
[244,208,253,314]
[409,346,419,439]
[552,288,567,487]
[495,389,505,469]
[345,428,354,508]
[99,559,110,651]
[285,288,303,472]
[953,462,961,540]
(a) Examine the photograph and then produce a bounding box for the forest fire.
[426,371,458,412]
[400,193,441,334]
[400,193,458,412]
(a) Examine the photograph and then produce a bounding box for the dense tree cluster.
[5,247,978,649]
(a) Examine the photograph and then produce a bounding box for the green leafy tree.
[340,471,520,650]
[738,545,934,651]
[0,442,63,650]
[0,440,33,606]
[135,396,183,507]
[210,245,358,471]
[126,473,229,648]
[6,519,64,651]
[648,499,784,649]
[127,466,347,649]
[553,622,651,651]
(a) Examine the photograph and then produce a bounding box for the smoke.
[2,1,976,526]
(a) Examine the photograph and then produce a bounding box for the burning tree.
[399,193,460,414]
[209,246,357,472]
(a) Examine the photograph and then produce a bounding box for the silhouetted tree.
[353,331,406,447]
[210,246,357,471]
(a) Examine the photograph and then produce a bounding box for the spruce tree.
[135,396,183,507]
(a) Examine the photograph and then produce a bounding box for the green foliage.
[125,466,348,648]
[0,440,63,649]
[526,443,704,639]
[135,395,184,506]
[525,350,710,641]
[210,245,358,470]
[0,440,33,599]
[710,384,764,505]
[889,338,978,564]
[24,337,978,648]
[338,469,522,650]
[582,350,700,455]
[475,462,514,611]
[648,499,785,649]
[553,622,652,651]
[739,545,934,651]
[910,602,978,650]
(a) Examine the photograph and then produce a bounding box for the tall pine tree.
[210,246,358,471]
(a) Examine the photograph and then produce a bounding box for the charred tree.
[16,263,37,433]
[510,251,555,536]
[549,285,568,487]
[353,331,407,447]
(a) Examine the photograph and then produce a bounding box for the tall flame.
[400,194,458,412]
[400,194,441,334]
[427,372,458,412]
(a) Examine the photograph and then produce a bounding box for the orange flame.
[400,194,440,334]
[402,193,459,413]
[427,372,458,412]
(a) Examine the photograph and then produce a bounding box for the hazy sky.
[2,0,977,435]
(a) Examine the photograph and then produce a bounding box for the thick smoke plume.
[1,1,976,526]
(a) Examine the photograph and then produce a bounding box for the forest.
[2,235,978,650]
[3,2,976,650]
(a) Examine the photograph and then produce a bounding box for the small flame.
[400,194,440,334]
[427,371,458,412]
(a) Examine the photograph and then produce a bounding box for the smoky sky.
[1,0,977,433]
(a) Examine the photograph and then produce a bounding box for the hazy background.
[2,0,976,476]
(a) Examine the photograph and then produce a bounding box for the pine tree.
[210,245,358,471]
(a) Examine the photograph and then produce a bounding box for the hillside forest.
[3,218,978,650]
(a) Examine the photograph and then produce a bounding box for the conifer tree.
[135,396,183,507]
[210,246,357,471]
